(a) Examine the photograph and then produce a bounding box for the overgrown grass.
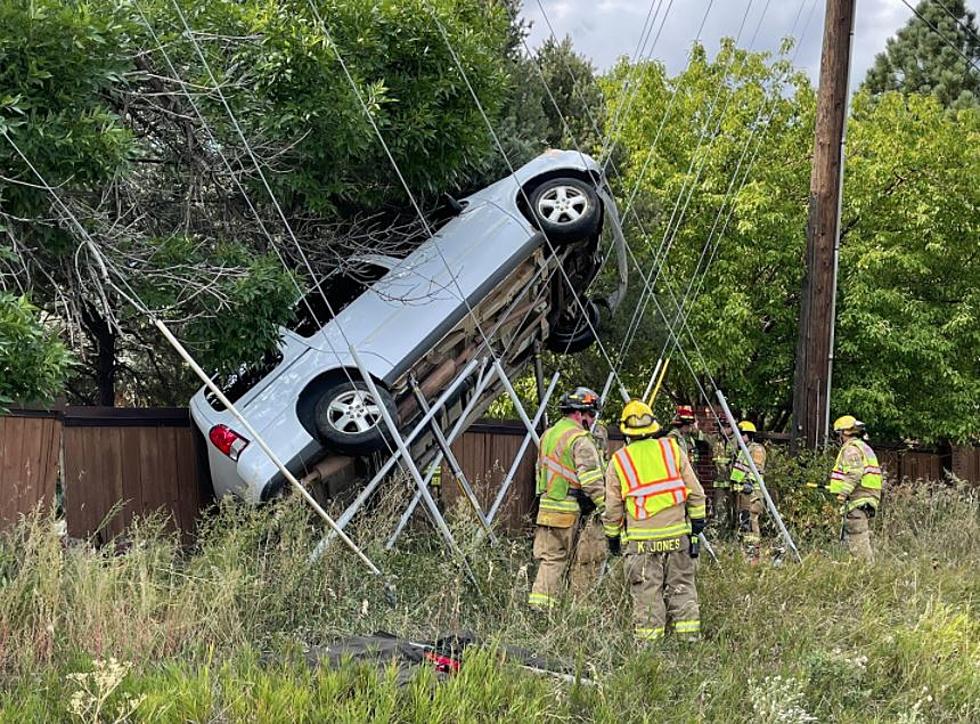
[1,472,979,722]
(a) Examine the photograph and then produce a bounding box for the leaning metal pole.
[349,345,481,589]
[716,389,803,563]
[153,319,384,578]
[410,376,497,543]
[486,370,561,525]
[385,363,497,549]
[308,357,485,561]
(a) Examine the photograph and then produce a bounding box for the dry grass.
[1,470,979,722]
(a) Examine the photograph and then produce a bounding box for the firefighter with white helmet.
[602,399,706,642]
[829,415,883,562]
[528,387,605,610]
[729,420,767,562]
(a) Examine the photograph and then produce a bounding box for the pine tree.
[864,0,980,108]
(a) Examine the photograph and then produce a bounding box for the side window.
[288,262,389,337]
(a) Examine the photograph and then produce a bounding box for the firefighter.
[569,421,610,594]
[602,400,706,642]
[829,415,883,562]
[666,405,699,461]
[709,423,735,533]
[729,421,767,562]
[528,387,605,610]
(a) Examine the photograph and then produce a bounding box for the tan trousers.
[529,516,606,608]
[845,507,874,563]
[623,538,700,641]
[569,516,606,594]
[529,524,576,609]
[737,492,763,555]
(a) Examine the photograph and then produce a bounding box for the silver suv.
[190,150,622,502]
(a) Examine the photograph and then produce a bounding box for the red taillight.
[209,424,250,461]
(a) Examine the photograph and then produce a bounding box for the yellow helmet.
[619,399,661,436]
[833,415,865,433]
[737,421,757,433]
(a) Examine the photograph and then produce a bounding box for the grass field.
[1,468,978,722]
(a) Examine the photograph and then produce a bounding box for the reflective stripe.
[625,522,690,542]
[528,592,557,608]
[612,448,641,490]
[628,480,688,498]
[539,498,580,513]
[687,504,706,519]
[541,456,577,481]
[578,468,604,486]
[674,620,701,634]
[603,524,622,537]
[660,438,678,478]
[636,626,664,641]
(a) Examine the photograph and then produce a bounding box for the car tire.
[546,297,601,354]
[529,177,601,244]
[314,380,397,455]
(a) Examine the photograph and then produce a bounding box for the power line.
[898,0,980,74]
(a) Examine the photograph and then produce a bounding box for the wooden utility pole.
[791,0,855,450]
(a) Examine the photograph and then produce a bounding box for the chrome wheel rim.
[536,185,589,224]
[326,390,383,434]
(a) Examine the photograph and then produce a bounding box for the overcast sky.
[522,0,980,91]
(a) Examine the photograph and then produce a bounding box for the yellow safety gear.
[729,447,753,486]
[829,438,883,512]
[536,418,586,508]
[609,437,698,541]
[833,415,865,433]
[619,399,661,436]
[737,421,757,433]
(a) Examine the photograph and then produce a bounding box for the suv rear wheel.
[314,380,396,455]
[529,177,601,243]
[547,297,601,354]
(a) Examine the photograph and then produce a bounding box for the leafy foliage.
[595,41,979,442]
[0,293,72,408]
[864,0,980,110]
[0,0,516,404]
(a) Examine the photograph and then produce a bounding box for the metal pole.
[486,371,561,524]
[308,356,484,560]
[410,377,497,544]
[716,389,803,563]
[641,356,664,403]
[152,319,383,577]
[349,346,480,587]
[385,363,498,549]
[493,359,540,445]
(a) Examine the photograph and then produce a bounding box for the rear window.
[206,347,284,411]
[289,262,390,337]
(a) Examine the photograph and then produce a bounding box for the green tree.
[864,0,980,109]
[599,42,980,443]
[0,293,72,409]
[1,0,516,405]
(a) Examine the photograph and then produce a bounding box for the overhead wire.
[653,0,821,384]
[897,0,980,73]
[614,0,767,364]
[518,2,734,427]
[531,0,816,428]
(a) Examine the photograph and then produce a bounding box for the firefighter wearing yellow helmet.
[829,415,883,562]
[528,387,606,611]
[729,420,767,562]
[601,399,706,642]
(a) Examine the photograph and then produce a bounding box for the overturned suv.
[190,150,626,503]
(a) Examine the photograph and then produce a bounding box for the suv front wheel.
[529,177,601,244]
[314,380,397,455]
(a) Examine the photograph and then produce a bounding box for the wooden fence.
[1,408,979,539]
